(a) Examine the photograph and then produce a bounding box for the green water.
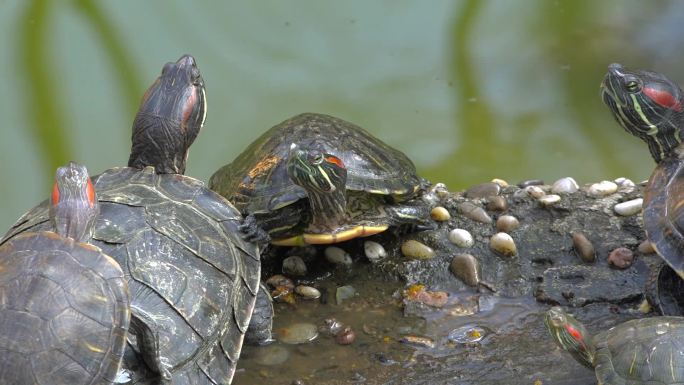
[1,0,682,231]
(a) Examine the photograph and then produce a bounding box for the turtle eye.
[311,153,324,165]
[161,62,174,75]
[625,78,641,93]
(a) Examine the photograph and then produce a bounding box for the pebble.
[496,215,520,232]
[402,284,448,307]
[266,275,294,290]
[607,247,634,269]
[491,178,509,187]
[448,228,474,248]
[490,232,517,257]
[539,194,561,207]
[464,182,501,199]
[399,335,435,349]
[336,285,357,304]
[401,240,436,259]
[364,241,387,263]
[252,345,291,366]
[430,206,451,221]
[525,185,546,199]
[638,240,655,254]
[282,256,307,276]
[422,182,449,206]
[294,285,321,300]
[278,323,319,344]
[447,325,487,343]
[449,253,495,292]
[551,177,579,194]
[319,317,344,336]
[334,326,356,345]
[587,180,618,197]
[615,177,636,192]
[518,179,544,188]
[571,231,595,263]
[613,198,643,216]
[325,246,353,266]
[458,202,492,223]
[486,195,508,212]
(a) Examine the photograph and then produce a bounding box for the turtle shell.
[644,154,684,280]
[2,166,260,384]
[209,113,422,215]
[593,316,684,384]
[0,231,129,385]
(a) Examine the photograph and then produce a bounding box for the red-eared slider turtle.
[601,63,684,315]
[2,55,270,384]
[545,307,684,385]
[0,162,130,385]
[209,113,432,246]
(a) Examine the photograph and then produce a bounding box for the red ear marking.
[644,87,683,112]
[51,182,60,206]
[325,155,345,169]
[86,178,96,207]
[565,324,583,342]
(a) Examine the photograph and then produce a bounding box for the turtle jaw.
[544,307,596,370]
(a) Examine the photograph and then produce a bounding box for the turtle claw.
[239,214,271,246]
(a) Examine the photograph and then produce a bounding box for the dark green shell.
[209,113,422,215]
[0,231,129,385]
[593,316,684,384]
[2,166,260,384]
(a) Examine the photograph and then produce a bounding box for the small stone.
[447,325,487,343]
[319,317,344,336]
[551,177,579,194]
[294,285,321,300]
[491,178,509,187]
[588,180,618,197]
[615,177,636,193]
[448,229,474,248]
[336,285,357,304]
[518,179,544,188]
[571,231,595,263]
[608,247,634,269]
[539,194,561,207]
[399,335,435,349]
[282,256,307,276]
[464,182,501,199]
[325,246,353,266]
[486,195,508,212]
[252,345,291,366]
[638,240,655,254]
[430,206,451,221]
[525,185,545,199]
[614,198,643,216]
[449,253,495,291]
[401,240,436,259]
[335,326,356,345]
[402,284,448,307]
[266,275,295,290]
[278,322,319,344]
[490,232,517,257]
[422,183,449,205]
[496,215,520,232]
[364,241,387,263]
[458,202,492,223]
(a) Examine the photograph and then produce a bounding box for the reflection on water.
[1,2,683,231]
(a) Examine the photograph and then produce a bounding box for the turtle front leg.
[386,201,436,232]
[238,214,271,246]
[128,306,172,383]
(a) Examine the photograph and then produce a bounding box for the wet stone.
[266,274,294,290]
[402,284,448,308]
[282,256,307,277]
[448,325,487,344]
[539,194,561,207]
[551,177,579,194]
[400,335,435,349]
[458,202,492,223]
[325,246,353,266]
[335,326,356,345]
[278,323,319,345]
[430,206,451,222]
[485,195,508,212]
[489,232,517,257]
[638,240,655,254]
[524,185,545,199]
[518,179,544,188]
[336,285,357,304]
[571,231,596,263]
[496,215,520,232]
[614,198,643,216]
[252,344,291,366]
[587,180,618,197]
[608,247,634,269]
[294,285,321,300]
[364,241,387,263]
[450,253,482,287]
[464,182,501,199]
[401,240,436,259]
[448,228,474,248]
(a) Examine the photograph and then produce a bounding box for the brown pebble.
[401,240,436,259]
[464,182,501,199]
[571,231,596,263]
[608,247,634,269]
[430,206,451,221]
[458,202,492,223]
[638,240,656,254]
[496,215,520,232]
[335,326,356,345]
[266,274,295,290]
[489,232,517,257]
[449,254,496,292]
[486,195,508,212]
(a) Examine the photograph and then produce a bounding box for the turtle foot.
[239,214,271,246]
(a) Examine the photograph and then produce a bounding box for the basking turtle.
[0,162,130,385]
[2,55,270,384]
[209,113,432,246]
[601,63,684,315]
[545,306,684,385]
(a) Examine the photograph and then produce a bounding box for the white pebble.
[364,241,387,263]
[551,177,579,194]
[539,194,561,207]
[614,177,636,193]
[614,198,643,216]
[525,185,545,199]
[448,228,474,248]
[587,180,618,197]
[325,246,353,266]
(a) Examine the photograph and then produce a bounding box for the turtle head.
[129,54,207,174]
[544,306,596,369]
[287,144,347,194]
[49,161,99,242]
[602,63,684,163]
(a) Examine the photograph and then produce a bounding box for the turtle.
[601,63,684,315]
[545,306,684,385]
[2,55,271,384]
[0,161,130,385]
[208,112,432,246]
